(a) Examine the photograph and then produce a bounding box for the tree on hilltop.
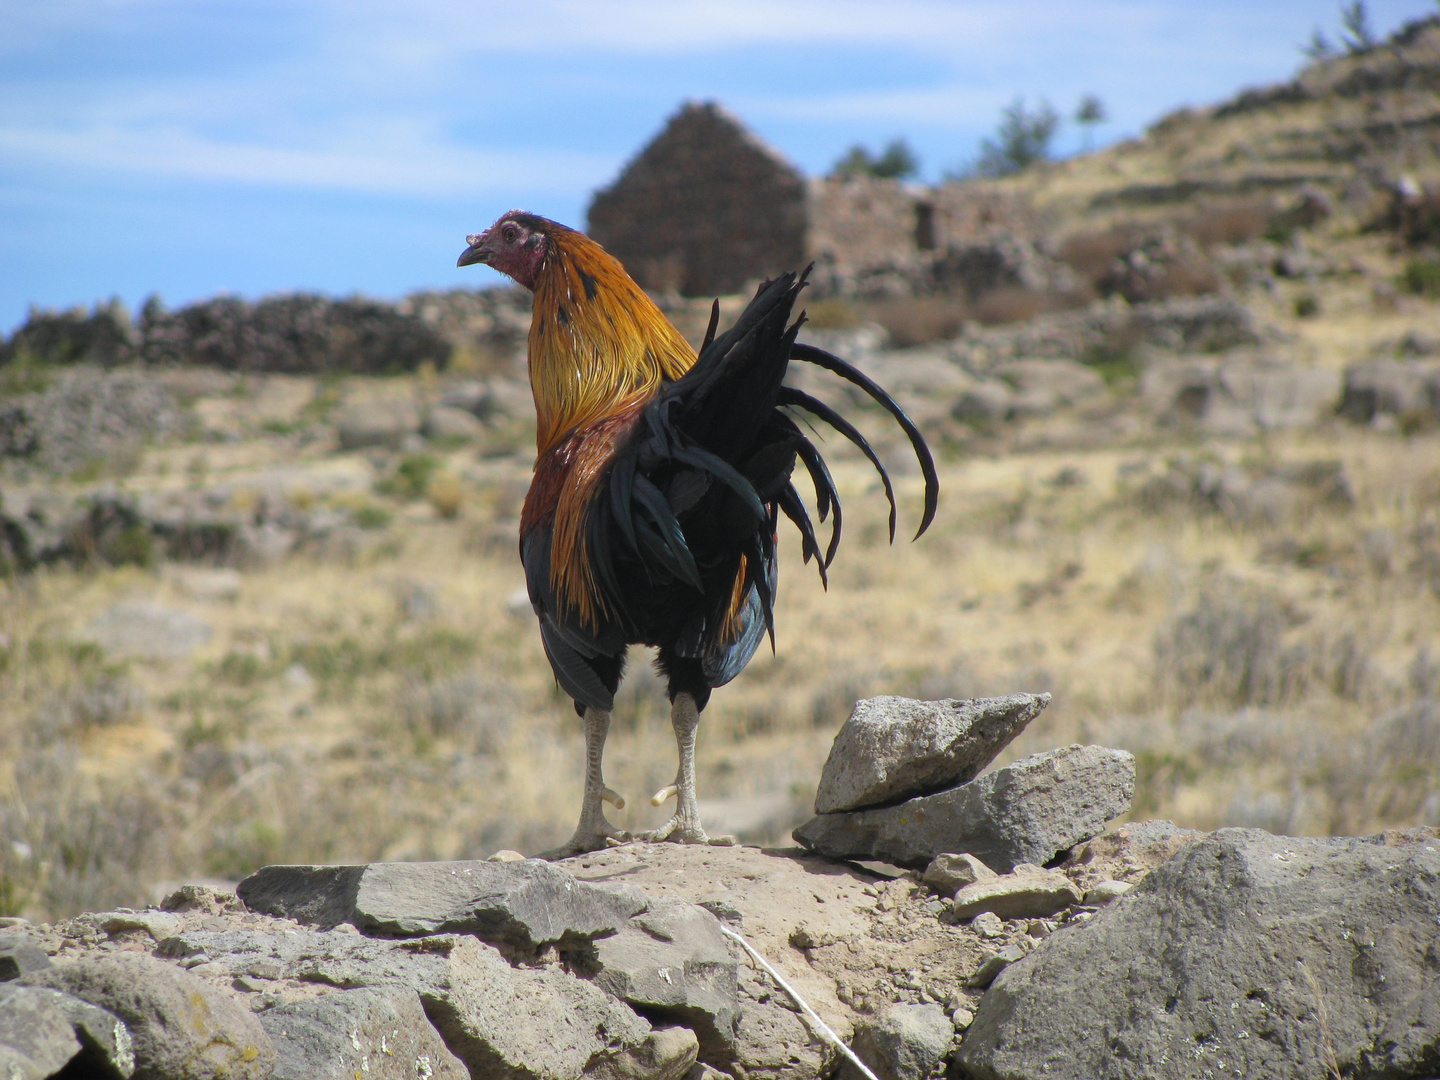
[830,138,920,180]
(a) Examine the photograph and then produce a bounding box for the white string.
[718,924,880,1080]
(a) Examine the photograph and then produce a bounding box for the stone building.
[587,101,808,297]
[587,100,1041,299]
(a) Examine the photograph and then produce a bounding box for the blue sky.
[1,0,1435,333]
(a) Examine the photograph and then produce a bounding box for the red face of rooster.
[457,211,548,289]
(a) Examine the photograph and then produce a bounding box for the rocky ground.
[4,824,1436,1080]
[3,683,1436,1080]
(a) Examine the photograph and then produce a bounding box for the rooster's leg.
[638,692,736,846]
[540,706,630,859]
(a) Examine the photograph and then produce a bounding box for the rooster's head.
[458,211,550,289]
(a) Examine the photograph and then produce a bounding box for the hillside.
[0,13,1439,942]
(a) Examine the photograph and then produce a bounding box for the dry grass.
[3,399,1438,921]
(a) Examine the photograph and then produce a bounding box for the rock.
[81,602,213,659]
[794,744,1135,871]
[1082,880,1132,905]
[950,382,1014,423]
[848,1003,953,1080]
[23,952,273,1079]
[814,694,1051,814]
[1142,356,1342,435]
[590,897,739,1066]
[585,1026,699,1080]
[167,925,655,1080]
[922,853,997,898]
[732,965,832,1080]
[424,404,485,442]
[0,933,53,980]
[260,986,467,1080]
[156,926,459,999]
[170,567,243,602]
[25,985,136,1078]
[957,829,1440,1080]
[335,400,422,450]
[0,367,181,476]
[237,859,648,949]
[993,359,1108,413]
[951,866,1083,921]
[0,984,83,1080]
[1339,358,1440,424]
[423,937,652,1080]
[969,912,1004,939]
[950,1007,975,1030]
[967,945,1028,989]
[97,911,182,942]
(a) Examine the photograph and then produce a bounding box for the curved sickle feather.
[777,482,828,589]
[792,435,842,568]
[790,342,939,538]
[778,386,898,542]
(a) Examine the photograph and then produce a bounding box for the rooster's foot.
[636,815,736,846]
[539,819,631,860]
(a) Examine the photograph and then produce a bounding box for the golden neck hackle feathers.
[524,225,697,630]
[527,225,695,457]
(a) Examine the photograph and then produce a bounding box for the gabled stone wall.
[587,101,807,297]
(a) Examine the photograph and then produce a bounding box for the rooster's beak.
[457,233,492,268]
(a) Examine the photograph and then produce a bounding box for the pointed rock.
[815,694,1050,814]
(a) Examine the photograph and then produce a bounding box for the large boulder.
[23,952,273,1080]
[957,829,1440,1080]
[794,744,1134,871]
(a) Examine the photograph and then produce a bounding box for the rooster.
[458,212,937,857]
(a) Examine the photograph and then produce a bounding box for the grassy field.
[2,344,1437,922]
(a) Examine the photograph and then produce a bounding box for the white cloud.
[0,123,611,198]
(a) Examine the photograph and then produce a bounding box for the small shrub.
[1185,202,1271,249]
[974,288,1047,326]
[378,453,441,501]
[352,503,393,530]
[1401,257,1440,298]
[1058,229,1138,284]
[426,472,464,519]
[1294,293,1321,318]
[805,299,860,330]
[865,297,967,347]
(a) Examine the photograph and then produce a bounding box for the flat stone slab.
[951,866,1082,921]
[793,744,1135,871]
[815,694,1050,814]
[237,859,648,949]
[958,828,1440,1080]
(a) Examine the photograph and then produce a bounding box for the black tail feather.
[792,434,842,568]
[777,482,828,588]
[777,385,899,541]
[790,342,940,539]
